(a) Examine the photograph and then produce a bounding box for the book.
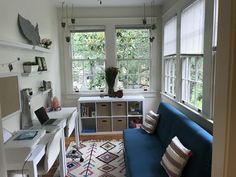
[14,130,38,141]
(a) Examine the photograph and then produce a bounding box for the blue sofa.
[123,102,213,177]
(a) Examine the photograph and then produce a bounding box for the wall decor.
[40,57,47,71]
[18,14,40,46]
[35,56,43,71]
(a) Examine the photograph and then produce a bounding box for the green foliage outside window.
[116,29,151,89]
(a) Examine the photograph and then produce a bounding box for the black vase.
[108,87,115,97]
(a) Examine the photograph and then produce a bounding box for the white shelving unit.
[0,40,50,53]
[78,96,144,135]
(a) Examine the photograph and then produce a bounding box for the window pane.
[71,30,106,91]
[71,32,105,60]
[181,56,203,110]
[180,0,205,54]
[116,29,150,59]
[164,56,176,96]
[116,28,151,90]
[164,16,177,56]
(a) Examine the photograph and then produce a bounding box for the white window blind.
[164,16,177,56]
[180,0,205,54]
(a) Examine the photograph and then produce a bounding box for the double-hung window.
[116,27,151,90]
[163,16,177,97]
[70,27,106,92]
[180,0,205,110]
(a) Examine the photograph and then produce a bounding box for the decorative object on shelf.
[43,80,52,90]
[51,96,61,111]
[105,67,118,97]
[40,57,47,71]
[21,88,33,96]
[35,56,47,71]
[40,38,52,49]
[18,14,40,46]
[115,89,123,98]
[35,56,43,71]
[23,61,39,73]
[0,57,20,72]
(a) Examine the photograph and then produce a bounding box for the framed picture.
[35,56,43,71]
[40,57,47,71]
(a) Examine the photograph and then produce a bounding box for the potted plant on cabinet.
[105,67,119,97]
[23,61,39,73]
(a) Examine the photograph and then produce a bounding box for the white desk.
[47,107,80,149]
[5,130,46,177]
[31,118,67,177]
[5,119,67,177]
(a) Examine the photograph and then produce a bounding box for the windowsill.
[63,90,159,99]
[161,92,213,125]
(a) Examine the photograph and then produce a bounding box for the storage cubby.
[78,96,144,134]
[80,103,95,117]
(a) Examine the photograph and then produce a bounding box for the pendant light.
[143,3,147,25]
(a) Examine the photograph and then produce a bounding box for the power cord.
[22,153,32,177]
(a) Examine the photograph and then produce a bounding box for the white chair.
[37,127,62,175]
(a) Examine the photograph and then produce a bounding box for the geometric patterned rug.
[65,140,126,177]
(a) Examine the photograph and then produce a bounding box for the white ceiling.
[53,0,165,7]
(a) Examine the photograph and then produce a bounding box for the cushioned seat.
[123,128,168,177]
[123,102,213,177]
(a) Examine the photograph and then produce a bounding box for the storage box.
[97,102,111,116]
[113,117,127,131]
[112,102,127,116]
[97,118,111,132]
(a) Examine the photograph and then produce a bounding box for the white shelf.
[0,40,50,53]
[21,71,48,77]
[30,89,51,99]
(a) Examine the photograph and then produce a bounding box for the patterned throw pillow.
[161,136,192,177]
[141,110,159,134]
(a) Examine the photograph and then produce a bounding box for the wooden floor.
[43,133,123,177]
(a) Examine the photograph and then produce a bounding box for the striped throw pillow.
[141,110,159,134]
[161,136,192,177]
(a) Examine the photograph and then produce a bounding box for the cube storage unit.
[78,96,144,134]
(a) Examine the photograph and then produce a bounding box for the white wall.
[0,0,61,132]
[58,6,163,114]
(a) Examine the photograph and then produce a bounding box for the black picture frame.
[40,57,47,71]
[35,56,43,71]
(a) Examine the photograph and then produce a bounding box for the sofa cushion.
[161,136,191,177]
[141,110,159,134]
[123,128,168,177]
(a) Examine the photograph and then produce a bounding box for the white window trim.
[161,0,215,120]
[62,17,159,95]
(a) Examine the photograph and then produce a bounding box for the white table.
[47,107,80,149]
[5,129,46,177]
[31,118,67,177]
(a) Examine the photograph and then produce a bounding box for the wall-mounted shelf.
[30,89,51,99]
[0,40,50,53]
[21,71,48,77]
